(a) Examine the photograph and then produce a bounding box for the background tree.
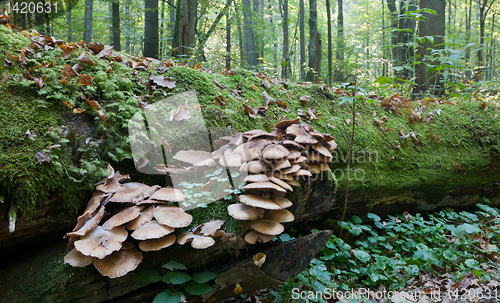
[144,0,158,58]
[299,0,305,81]
[306,0,317,82]
[242,0,257,66]
[281,0,289,78]
[83,0,93,42]
[112,0,121,51]
[335,0,344,82]
[172,0,197,58]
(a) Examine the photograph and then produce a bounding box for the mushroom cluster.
[64,165,224,278]
[217,117,337,244]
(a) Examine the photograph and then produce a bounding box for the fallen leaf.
[345,119,351,125]
[86,42,105,55]
[72,63,83,73]
[77,74,93,86]
[136,95,151,110]
[481,102,488,111]
[3,58,12,67]
[262,79,271,91]
[251,84,259,92]
[169,104,191,121]
[299,95,311,105]
[4,51,19,62]
[63,101,74,109]
[59,44,76,59]
[46,143,61,150]
[25,129,36,141]
[33,75,47,89]
[372,110,376,117]
[214,78,227,89]
[35,152,50,164]
[97,46,114,59]
[77,50,96,65]
[81,95,106,125]
[73,108,86,113]
[229,88,242,100]
[214,95,226,106]
[263,91,275,106]
[61,64,79,79]
[2,70,8,83]
[149,72,176,88]
[276,98,288,109]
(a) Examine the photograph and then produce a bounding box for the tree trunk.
[281,0,289,78]
[335,0,344,82]
[236,3,245,67]
[314,32,322,83]
[159,0,165,58]
[172,0,197,58]
[144,0,159,58]
[387,0,397,66]
[306,0,317,82]
[466,0,472,79]
[169,0,175,39]
[414,0,446,95]
[253,0,261,64]
[83,0,93,43]
[125,0,130,53]
[299,0,305,81]
[197,0,232,62]
[226,8,231,69]
[112,0,121,51]
[326,0,332,86]
[67,1,72,42]
[242,0,257,66]
[382,0,387,76]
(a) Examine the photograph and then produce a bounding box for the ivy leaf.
[454,223,481,235]
[190,272,218,284]
[130,270,162,283]
[367,213,381,222]
[353,250,371,262]
[163,260,187,271]
[162,271,192,285]
[183,281,213,295]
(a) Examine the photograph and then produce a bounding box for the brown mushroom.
[244,161,267,174]
[67,206,105,238]
[265,209,295,223]
[268,176,293,192]
[244,231,275,244]
[94,248,143,278]
[126,206,155,230]
[109,183,155,203]
[241,182,287,197]
[74,226,128,259]
[149,187,185,202]
[286,124,318,144]
[274,117,301,129]
[261,144,290,160]
[177,232,215,249]
[131,220,175,240]
[173,150,215,167]
[199,220,225,236]
[272,197,293,209]
[102,205,144,230]
[273,159,292,171]
[64,248,96,267]
[244,174,269,183]
[154,206,193,228]
[238,195,281,210]
[228,203,261,220]
[250,219,284,236]
[138,234,176,252]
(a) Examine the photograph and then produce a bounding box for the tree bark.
[314,32,322,83]
[281,0,289,78]
[299,0,306,81]
[144,0,159,58]
[326,0,332,85]
[335,0,344,82]
[226,7,231,69]
[172,0,197,58]
[466,0,472,79]
[306,0,317,82]
[169,0,175,40]
[112,0,121,51]
[414,0,446,95]
[236,2,245,67]
[242,0,257,66]
[67,0,72,42]
[83,0,93,43]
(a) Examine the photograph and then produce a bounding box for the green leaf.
[184,281,213,295]
[352,216,362,224]
[353,250,371,262]
[153,290,184,303]
[191,272,218,284]
[163,260,187,271]
[279,233,293,242]
[367,213,381,222]
[373,76,393,85]
[162,271,192,285]
[443,250,458,261]
[465,259,478,268]
[454,223,481,235]
[472,269,483,277]
[131,270,162,283]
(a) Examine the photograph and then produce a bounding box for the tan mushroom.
[282,164,301,175]
[94,248,143,278]
[286,124,318,144]
[126,206,155,230]
[287,150,302,161]
[242,139,271,162]
[96,168,130,193]
[244,174,269,183]
[74,225,128,259]
[272,197,293,209]
[199,220,225,237]
[273,159,292,171]
[286,180,301,187]
[219,148,243,167]
[323,140,338,151]
[244,231,275,244]
[139,234,176,252]
[244,161,267,174]
[241,182,287,197]
[66,206,105,237]
[250,219,284,236]
[101,205,144,230]
[177,232,215,249]
[268,176,293,192]
[274,117,301,129]
[131,220,175,240]
[228,203,260,220]
[149,187,185,202]
[312,144,333,159]
[295,169,313,177]
[109,182,156,203]
[64,248,96,267]
[265,209,295,223]
[261,144,290,160]
[238,195,281,210]
[282,140,306,151]
[154,206,193,228]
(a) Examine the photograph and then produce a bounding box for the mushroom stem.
[234,283,243,294]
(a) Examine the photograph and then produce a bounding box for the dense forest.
[2,0,499,93]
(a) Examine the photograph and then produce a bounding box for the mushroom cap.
[219,148,242,167]
[312,144,333,158]
[121,241,136,250]
[241,182,287,197]
[244,231,275,244]
[81,191,105,218]
[74,226,128,259]
[307,152,332,163]
[177,232,215,249]
[245,161,267,174]
[274,117,301,129]
[102,206,144,230]
[272,197,293,209]
[228,203,260,220]
[64,248,96,267]
[243,129,274,140]
[265,209,295,223]
[287,150,302,161]
[268,176,293,192]
[199,220,225,236]
[109,182,154,203]
[173,150,215,166]
[273,159,291,171]
[290,156,307,164]
[295,169,313,177]
[239,195,281,210]
[126,206,155,230]
[261,144,290,160]
[318,163,331,171]
[94,248,143,278]
[211,144,232,160]
[96,171,130,193]
[138,234,176,252]
[242,139,271,162]
[154,206,193,228]
[286,180,301,187]
[282,164,301,175]
[272,171,293,181]
[149,187,185,202]
[131,220,175,240]
[308,163,321,174]
[286,124,318,144]
[67,206,106,237]
[324,140,337,151]
[243,174,269,183]
[282,140,306,151]
[250,219,284,236]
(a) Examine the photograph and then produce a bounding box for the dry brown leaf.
[299,95,311,105]
[2,70,8,83]
[214,78,227,89]
[35,152,50,164]
[169,104,191,121]
[214,95,226,106]
[263,91,275,106]
[63,101,74,109]
[251,84,259,92]
[59,44,76,59]
[77,74,93,86]
[73,108,86,113]
[262,79,271,91]
[77,50,96,65]
[3,58,12,67]
[61,64,79,79]
[97,46,114,59]
[33,76,46,89]
[136,95,151,110]
[81,95,106,125]
[149,72,176,88]
[4,51,19,62]
[86,42,105,55]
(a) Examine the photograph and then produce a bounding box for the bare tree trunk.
[466,0,472,79]
[387,0,397,66]
[197,0,232,62]
[335,0,344,82]
[125,0,131,53]
[326,0,333,85]
[382,0,387,76]
[169,0,175,39]
[306,0,317,82]
[270,0,278,70]
[144,0,159,58]
[281,0,289,78]
[243,0,257,66]
[172,0,197,58]
[67,1,72,41]
[253,0,261,64]
[159,0,165,58]
[476,0,496,81]
[488,12,496,80]
[299,0,306,81]
[83,0,93,43]
[414,0,446,95]
[314,32,322,83]
[112,0,121,51]
[226,8,231,69]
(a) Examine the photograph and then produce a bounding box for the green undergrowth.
[1,23,499,219]
[271,201,500,302]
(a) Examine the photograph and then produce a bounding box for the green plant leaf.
[153,290,184,303]
[190,272,218,284]
[367,213,381,221]
[184,281,213,295]
[454,223,481,235]
[464,259,478,268]
[162,271,192,285]
[163,260,187,271]
[443,250,458,261]
[131,270,162,283]
[353,250,371,262]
